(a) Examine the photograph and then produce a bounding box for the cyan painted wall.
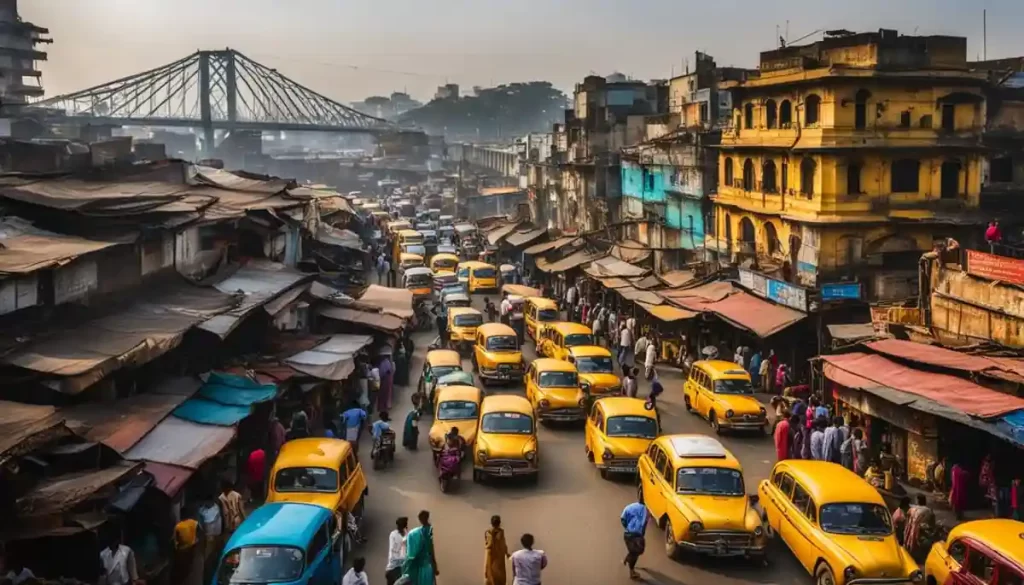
[621,160,706,249]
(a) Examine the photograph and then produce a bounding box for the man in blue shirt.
[341,404,368,447]
[620,499,648,580]
[371,411,391,440]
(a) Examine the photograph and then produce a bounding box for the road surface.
[354,293,806,585]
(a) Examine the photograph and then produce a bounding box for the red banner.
[966,249,1024,286]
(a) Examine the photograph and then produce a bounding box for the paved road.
[354,294,807,585]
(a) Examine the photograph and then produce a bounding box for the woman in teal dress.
[403,510,437,585]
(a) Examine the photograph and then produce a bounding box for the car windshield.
[404,245,426,256]
[537,309,559,321]
[442,286,464,296]
[438,400,479,421]
[675,467,745,496]
[714,378,754,395]
[407,275,432,286]
[273,467,339,492]
[576,356,613,373]
[481,412,533,434]
[606,416,658,439]
[539,371,578,388]
[458,268,470,278]
[218,546,304,584]
[403,236,424,245]
[454,313,483,327]
[820,503,893,536]
[401,260,423,268]
[486,336,519,351]
[435,275,457,284]
[434,259,457,269]
[474,268,497,278]
[430,366,461,380]
[564,333,595,347]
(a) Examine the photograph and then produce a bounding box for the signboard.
[966,249,1024,286]
[738,268,808,312]
[821,282,862,301]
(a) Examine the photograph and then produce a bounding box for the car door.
[779,481,819,572]
[643,446,670,518]
[693,369,711,417]
[953,544,997,585]
[308,519,331,585]
[762,470,792,533]
[934,538,968,585]
[585,402,602,456]
[525,364,536,403]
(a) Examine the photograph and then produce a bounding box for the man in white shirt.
[564,285,576,313]
[100,534,140,585]
[385,517,408,585]
[511,533,547,585]
[592,313,603,346]
[645,340,658,380]
[341,557,368,585]
[634,332,649,363]
[500,294,513,326]
[618,324,635,368]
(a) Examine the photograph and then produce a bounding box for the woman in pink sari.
[949,463,970,520]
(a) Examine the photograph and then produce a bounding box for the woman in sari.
[950,463,970,520]
[904,494,936,562]
[403,408,420,451]
[484,515,509,585]
[403,510,437,585]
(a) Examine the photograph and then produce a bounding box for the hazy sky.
[24,0,1024,105]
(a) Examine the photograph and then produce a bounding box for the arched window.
[744,103,754,129]
[764,222,780,255]
[891,159,920,193]
[762,160,778,193]
[805,94,821,127]
[742,158,755,191]
[779,100,793,128]
[800,157,817,197]
[724,157,734,187]
[847,160,863,196]
[739,217,756,254]
[854,89,871,130]
[766,99,778,129]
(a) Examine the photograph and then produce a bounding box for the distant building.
[434,84,459,100]
[0,0,49,107]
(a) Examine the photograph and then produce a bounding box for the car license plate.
[619,466,637,473]
[715,541,726,555]
[499,465,513,477]
[499,373,509,380]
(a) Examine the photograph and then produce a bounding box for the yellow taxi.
[447,307,483,353]
[683,360,768,434]
[457,260,498,293]
[569,345,621,396]
[430,253,460,273]
[417,349,463,400]
[397,228,424,246]
[386,220,412,234]
[432,270,458,292]
[266,438,369,518]
[472,394,539,483]
[524,296,560,341]
[925,519,1024,585]
[639,434,767,560]
[399,252,425,270]
[525,358,587,423]
[585,396,658,479]
[473,322,524,386]
[536,322,596,361]
[428,384,483,455]
[402,266,433,301]
[759,460,921,585]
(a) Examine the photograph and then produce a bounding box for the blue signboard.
[821,283,862,301]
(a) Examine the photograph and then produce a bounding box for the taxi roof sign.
[669,436,728,459]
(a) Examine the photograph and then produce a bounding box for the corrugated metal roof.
[285,334,373,381]
[864,339,1024,384]
[662,283,805,338]
[0,401,67,462]
[611,240,651,263]
[827,323,879,342]
[124,417,235,469]
[16,461,143,517]
[584,256,648,278]
[638,302,697,322]
[357,285,414,319]
[199,260,312,337]
[504,228,546,247]
[536,249,605,273]
[658,270,695,288]
[523,236,578,256]
[317,306,404,333]
[0,217,122,275]
[144,461,193,497]
[486,222,523,245]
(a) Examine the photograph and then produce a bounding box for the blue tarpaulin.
[173,399,252,426]
[198,372,277,406]
[997,410,1024,445]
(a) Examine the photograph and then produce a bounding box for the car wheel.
[664,519,680,560]
[816,564,836,585]
[600,468,609,480]
[684,395,694,413]
[761,510,775,538]
[472,469,482,483]
[709,412,723,434]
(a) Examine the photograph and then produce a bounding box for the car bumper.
[847,579,919,585]
[479,369,522,381]
[596,459,639,474]
[721,418,768,430]
[537,408,585,422]
[475,464,538,477]
[676,540,767,557]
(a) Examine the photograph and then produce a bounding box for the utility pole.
[983,9,988,60]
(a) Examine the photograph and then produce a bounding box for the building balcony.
[721,125,984,151]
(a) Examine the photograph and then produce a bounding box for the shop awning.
[0,402,68,464]
[611,239,651,263]
[504,228,546,248]
[0,216,122,275]
[124,417,235,469]
[864,339,1024,384]
[658,270,695,288]
[357,285,414,319]
[16,461,144,517]
[584,256,649,278]
[315,225,364,250]
[536,249,605,273]
[822,352,1024,419]
[662,283,806,338]
[594,276,631,289]
[616,286,665,305]
[828,323,879,343]
[523,236,578,256]
[630,275,663,290]
[144,461,194,497]
[638,302,697,322]
[502,284,542,298]
[486,222,522,245]
[317,306,404,333]
[173,400,253,426]
[199,260,313,337]
[285,334,373,381]
[197,372,278,406]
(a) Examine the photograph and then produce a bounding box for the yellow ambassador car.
[473,323,524,385]
[430,253,460,273]
[428,384,483,454]
[759,460,921,585]
[925,519,1024,585]
[525,358,587,423]
[639,435,767,561]
[473,394,539,483]
[447,307,483,353]
[525,297,559,341]
[585,397,658,479]
[267,438,369,517]
[569,345,621,396]
[684,360,769,435]
[536,322,596,361]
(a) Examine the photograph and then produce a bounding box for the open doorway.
[941,160,962,199]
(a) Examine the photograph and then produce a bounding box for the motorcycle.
[436,447,463,493]
[372,429,396,470]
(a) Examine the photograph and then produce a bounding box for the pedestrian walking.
[592,311,603,347]
[341,402,368,448]
[789,416,806,460]
[809,417,827,460]
[218,479,246,536]
[822,416,844,464]
[986,219,1003,253]
[759,354,772,393]
[378,354,395,412]
[510,534,546,585]
[619,324,635,368]
[100,532,142,585]
[342,557,368,585]
[620,498,648,580]
[622,366,638,398]
[774,414,791,461]
[644,340,657,381]
[286,411,310,441]
[403,510,438,585]
[245,447,265,504]
[376,254,387,285]
[485,297,498,322]
[748,349,762,385]
[500,293,513,326]
[484,515,510,585]
[385,517,409,585]
[172,507,203,585]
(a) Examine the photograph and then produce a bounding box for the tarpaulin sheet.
[173,399,252,426]
[502,284,541,298]
[124,417,235,468]
[822,352,1024,419]
[0,177,209,213]
[638,302,696,322]
[190,166,291,194]
[62,377,201,452]
[998,411,1024,445]
[198,372,277,406]
[315,225,364,250]
[16,461,143,517]
[144,461,193,497]
[611,240,651,263]
[658,270,695,288]
[200,188,303,222]
[454,223,477,235]
[828,323,879,342]
[0,217,121,274]
[486,222,522,245]
[523,236,578,256]
[616,286,665,305]
[317,306,404,333]
[504,228,546,247]
[594,277,631,289]
[536,249,605,273]
[662,283,805,337]
[4,283,238,393]
[0,401,67,461]
[630,275,663,290]
[285,334,373,381]
[660,281,736,303]
[199,260,312,337]
[584,256,649,278]
[357,285,414,319]
[865,339,1024,384]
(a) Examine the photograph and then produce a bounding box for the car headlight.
[844,567,857,581]
[726,409,735,418]
[524,450,536,461]
[688,521,704,533]
[538,399,550,409]
[910,570,923,583]
[602,448,613,460]
[477,450,488,462]
[581,382,591,393]
[578,397,587,407]
[609,385,621,393]
[753,525,764,537]
[759,407,767,416]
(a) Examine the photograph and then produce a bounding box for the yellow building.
[711,29,988,301]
